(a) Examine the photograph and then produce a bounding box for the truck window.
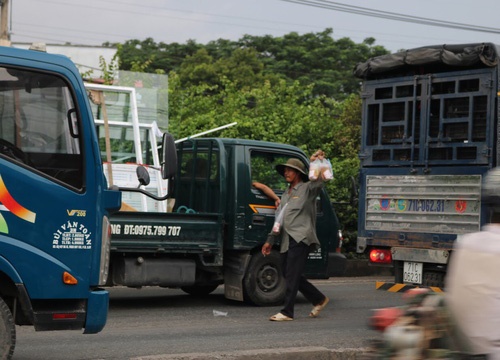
[250,151,294,192]
[250,150,325,214]
[180,152,217,180]
[0,66,83,189]
[175,142,220,213]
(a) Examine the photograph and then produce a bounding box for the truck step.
[375,281,443,293]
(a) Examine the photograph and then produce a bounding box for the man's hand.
[310,149,325,162]
[261,242,272,257]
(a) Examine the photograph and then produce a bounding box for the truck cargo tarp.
[354,42,500,79]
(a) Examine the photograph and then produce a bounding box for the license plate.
[403,262,423,284]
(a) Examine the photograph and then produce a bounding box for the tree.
[235,29,388,100]
[117,29,389,100]
[118,38,203,74]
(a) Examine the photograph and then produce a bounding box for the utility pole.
[0,0,11,47]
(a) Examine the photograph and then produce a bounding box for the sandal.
[310,297,329,317]
[269,312,293,321]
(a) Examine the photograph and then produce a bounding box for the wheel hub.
[257,264,279,291]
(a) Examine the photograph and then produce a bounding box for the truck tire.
[181,285,219,296]
[0,297,15,360]
[243,251,286,307]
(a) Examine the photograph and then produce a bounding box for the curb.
[132,347,368,360]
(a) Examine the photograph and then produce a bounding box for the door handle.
[252,215,266,226]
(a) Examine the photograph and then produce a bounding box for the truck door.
[0,65,101,298]
[244,148,336,272]
[244,150,288,246]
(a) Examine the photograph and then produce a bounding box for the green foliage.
[98,52,120,85]
[118,38,203,74]
[117,29,388,100]
[116,29,389,243]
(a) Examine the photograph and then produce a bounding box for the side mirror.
[136,166,150,187]
[161,132,177,180]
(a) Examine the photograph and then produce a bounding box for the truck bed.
[110,211,224,259]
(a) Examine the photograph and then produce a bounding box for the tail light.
[369,249,392,264]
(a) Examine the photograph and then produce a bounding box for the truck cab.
[0,46,121,359]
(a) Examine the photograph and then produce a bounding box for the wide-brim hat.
[276,158,309,181]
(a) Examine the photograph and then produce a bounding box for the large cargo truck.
[354,43,499,288]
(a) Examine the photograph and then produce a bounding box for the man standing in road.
[261,150,330,321]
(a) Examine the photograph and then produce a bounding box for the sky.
[8,0,500,53]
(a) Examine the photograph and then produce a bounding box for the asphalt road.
[13,276,404,360]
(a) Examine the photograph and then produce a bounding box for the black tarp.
[354,42,500,79]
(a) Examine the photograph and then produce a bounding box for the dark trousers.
[280,239,325,318]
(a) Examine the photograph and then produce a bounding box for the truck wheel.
[243,251,285,306]
[0,297,15,360]
[181,285,219,296]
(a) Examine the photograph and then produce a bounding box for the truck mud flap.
[84,289,109,334]
[223,252,251,302]
[375,281,443,293]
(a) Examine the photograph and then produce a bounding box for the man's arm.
[253,181,281,207]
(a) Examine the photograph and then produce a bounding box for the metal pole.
[174,122,237,143]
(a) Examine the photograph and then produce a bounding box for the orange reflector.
[53,313,78,320]
[63,271,78,285]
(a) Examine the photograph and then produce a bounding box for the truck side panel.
[365,174,481,235]
[110,211,223,257]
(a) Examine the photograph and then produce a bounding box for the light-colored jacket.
[267,179,323,253]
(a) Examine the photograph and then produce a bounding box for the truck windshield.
[0,66,83,190]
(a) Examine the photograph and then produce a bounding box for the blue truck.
[354,43,499,288]
[0,46,121,358]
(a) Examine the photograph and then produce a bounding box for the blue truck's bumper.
[83,288,109,334]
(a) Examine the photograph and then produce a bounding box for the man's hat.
[276,158,308,181]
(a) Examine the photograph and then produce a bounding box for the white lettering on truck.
[113,224,181,237]
[52,221,92,250]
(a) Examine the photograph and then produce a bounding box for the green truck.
[112,137,345,305]
[87,84,346,306]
